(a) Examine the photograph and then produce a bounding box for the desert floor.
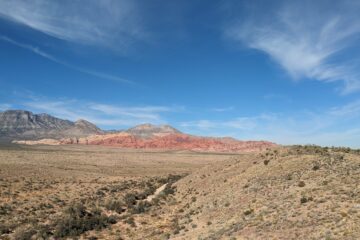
[0,144,233,240]
[1,145,360,240]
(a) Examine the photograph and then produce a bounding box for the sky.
[1,0,360,147]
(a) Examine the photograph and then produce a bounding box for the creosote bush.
[243,209,254,215]
[53,203,117,238]
[105,199,125,214]
[300,196,313,204]
[298,181,306,187]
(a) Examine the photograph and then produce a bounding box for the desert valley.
[1,1,360,239]
[1,110,360,239]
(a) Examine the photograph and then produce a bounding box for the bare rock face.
[0,110,103,140]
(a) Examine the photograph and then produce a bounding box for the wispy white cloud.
[0,36,58,61]
[11,95,176,129]
[329,99,360,117]
[181,114,274,131]
[0,103,12,111]
[0,36,134,84]
[0,0,145,49]
[180,101,360,148]
[90,104,172,121]
[226,1,360,93]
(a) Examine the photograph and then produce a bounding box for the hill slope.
[151,146,360,239]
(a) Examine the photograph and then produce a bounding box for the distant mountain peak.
[0,110,102,140]
[126,123,180,138]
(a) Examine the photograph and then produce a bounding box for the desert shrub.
[298,181,306,187]
[124,193,137,208]
[312,165,320,171]
[136,185,157,200]
[130,201,152,214]
[0,203,12,215]
[158,174,186,185]
[124,216,136,227]
[0,223,12,234]
[243,209,254,215]
[163,185,175,195]
[300,196,313,204]
[13,226,37,240]
[263,160,270,165]
[33,224,52,239]
[96,190,105,197]
[290,145,329,155]
[104,200,125,214]
[53,203,116,238]
[334,154,344,161]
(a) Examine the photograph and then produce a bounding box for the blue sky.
[1,0,360,147]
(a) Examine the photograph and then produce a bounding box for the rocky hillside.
[0,110,103,140]
[136,146,360,239]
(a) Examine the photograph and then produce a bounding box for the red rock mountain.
[69,124,276,152]
[6,111,277,152]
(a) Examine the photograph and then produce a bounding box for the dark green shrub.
[130,201,151,214]
[124,193,137,207]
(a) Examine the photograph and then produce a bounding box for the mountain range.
[0,110,103,140]
[1,110,276,152]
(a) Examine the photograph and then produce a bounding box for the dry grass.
[2,144,360,239]
[0,144,232,239]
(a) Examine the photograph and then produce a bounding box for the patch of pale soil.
[146,183,167,202]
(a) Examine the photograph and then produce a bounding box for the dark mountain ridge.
[0,110,103,140]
